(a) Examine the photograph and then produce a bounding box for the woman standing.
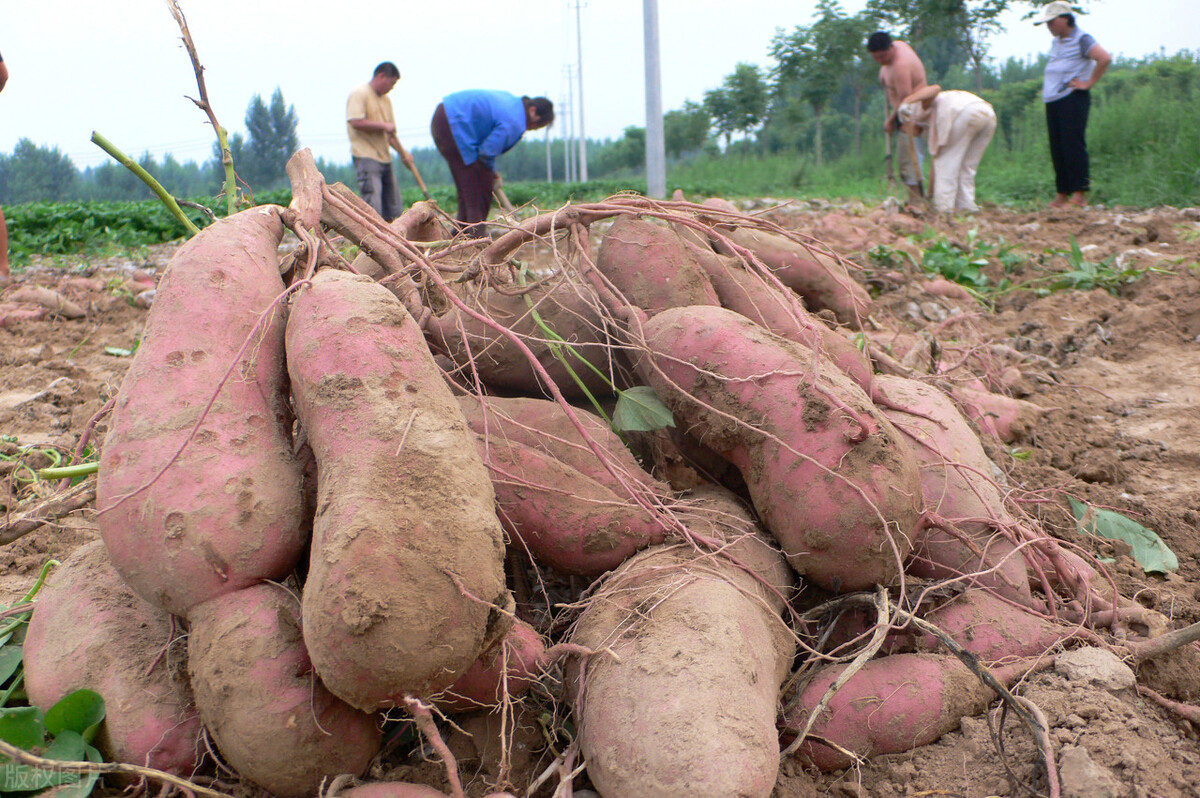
[898,85,996,215]
[1036,1,1111,208]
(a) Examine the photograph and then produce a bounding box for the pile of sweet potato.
[20,154,1192,798]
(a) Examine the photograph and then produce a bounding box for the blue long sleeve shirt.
[442,90,528,171]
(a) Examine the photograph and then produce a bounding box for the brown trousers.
[431,103,494,238]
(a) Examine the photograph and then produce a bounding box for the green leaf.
[613,387,675,432]
[54,743,102,798]
[0,646,21,687]
[0,730,85,791]
[0,706,46,750]
[45,690,105,742]
[1070,498,1179,574]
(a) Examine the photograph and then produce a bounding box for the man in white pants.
[898,85,996,215]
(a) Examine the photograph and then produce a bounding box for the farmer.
[0,49,9,278]
[1036,0,1111,208]
[346,61,415,221]
[868,31,928,207]
[430,90,554,238]
[898,85,997,215]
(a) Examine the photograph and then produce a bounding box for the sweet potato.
[97,206,304,617]
[188,583,381,797]
[337,786,450,798]
[436,618,546,713]
[424,275,624,400]
[682,238,875,392]
[875,375,1035,606]
[823,588,1084,663]
[567,490,795,798]
[6,285,86,318]
[471,431,668,576]
[640,305,921,591]
[456,394,667,497]
[911,589,1086,660]
[595,215,720,316]
[287,268,510,709]
[952,384,1048,443]
[23,541,203,774]
[783,653,1011,771]
[717,227,872,328]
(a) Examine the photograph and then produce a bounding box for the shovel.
[403,159,432,201]
[494,185,517,215]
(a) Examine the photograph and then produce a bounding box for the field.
[2,197,1200,797]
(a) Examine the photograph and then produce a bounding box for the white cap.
[1034,1,1075,24]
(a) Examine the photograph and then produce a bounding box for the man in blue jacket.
[431,90,554,237]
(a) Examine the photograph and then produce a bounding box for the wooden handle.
[405,160,432,201]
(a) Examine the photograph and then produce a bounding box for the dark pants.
[1045,90,1091,195]
[353,156,403,221]
[431,103,494,238]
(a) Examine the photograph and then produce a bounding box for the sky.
[0,0,1196,171]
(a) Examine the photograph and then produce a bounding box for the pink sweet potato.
[952,384,1048,443]
[718,227,872,328]
[436,618,546,713]
[471,431,668,576]
[456,394,668,497]
[97,206,304,617]
[875,375,1035,606]
[682,238,875,392]
[23,541,202,774]
[595,215,720,316]
[287,269,510,709]
[783,653,1008,771]
[424,276,623,400]
[337,786,450,798]
[910,589,1085,661]
[188,583,381,797]
[640,305,921,591]
[567,495,795,798]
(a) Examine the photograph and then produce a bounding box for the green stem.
[36,463,99,481]
[213,124,238,216]
[0,560,56,639]
[90,131,201,236]
[517,268,615,426]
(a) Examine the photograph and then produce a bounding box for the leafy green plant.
[918,228,1021,289]
[1034,235,1167,295]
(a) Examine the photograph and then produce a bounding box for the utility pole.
[546,127,553,182]
[563,65,576,182]
[574,0,589,181]
[643,0,666,197]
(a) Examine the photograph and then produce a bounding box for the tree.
[664,101,711,158]
[226,88,300,192]
[0,139,77,203]
[771,1,863,166]
[703,87,737,150]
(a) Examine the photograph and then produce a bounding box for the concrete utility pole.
[574,0,589,181]
[546,127,553,182]
[643,0,666,198]
[562,65,576,182]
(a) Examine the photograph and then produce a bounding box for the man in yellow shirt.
[347,62,414,221]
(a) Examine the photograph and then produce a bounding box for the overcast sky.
[0,0,1195,171]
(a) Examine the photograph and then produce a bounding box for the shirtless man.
[867,31,928,206]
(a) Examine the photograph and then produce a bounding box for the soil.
[2,198,1199,798]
